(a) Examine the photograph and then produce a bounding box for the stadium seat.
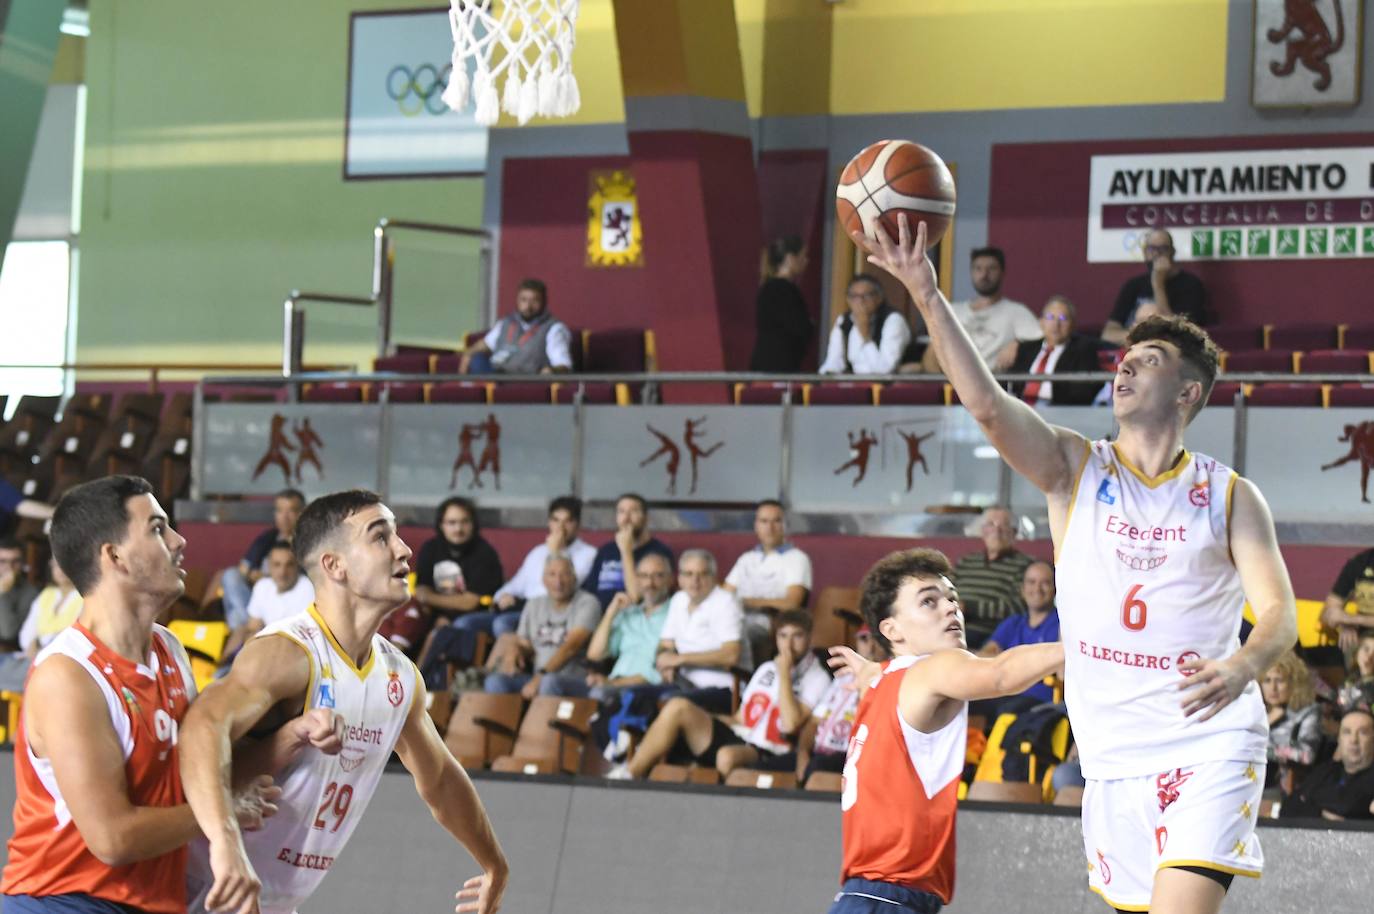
[552,382,622,405]
[803,383,878,406]
[1096,348,1123,371]
[1326,384,1374,408]
[443,692,524,769]
[0,395,60,471]
[1299,350,1372,375]
[301,382,368,402]
[582,328,649,372]
[812,586,863,649]
[164,618,229,692]
[1267,322,1338,351]
[804,771,842,793]
[1207,324,1265,352]
[377,382,425,403]
[1339,324,1374,350]
[724,769,798,790]
[649,764,721,785]
[489,695,598,775]
[1206,383,1243,406]
[965,781,1044,804]
[1245,383,1324,407]
[1221,349,1297,373]
[140,393,195,508]
[426,381,490,404]
[734,382,795,405]
[490,383,555,404]
[875,382,946,406]
[1052,786,1084,807]
[373,352,433,374]
[432,352,463,375]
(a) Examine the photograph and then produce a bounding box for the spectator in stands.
[487,495,595,639]
[655,548,744,713]
[818,274,911,375]
[975,559,1061,711]
[1008,296,1103,407]
[609,609,830,780]
[218,540,314,664]
[483,553,601,699]
[459,278,572,375]
[1281,707,1374,820]
[0,538,39,653]
[218,488,304,629]
[585,493,674,609]
[951,506,1033,647]
[919,247,1039,373]
[0,557,82,692]
[0,479,53,525]
[1338,631,1374,714]
[577,552,674,700]
[1321,546,1374,653]
[723,499,812,663]
[749,236,814,372]
[1262,650,1322,796]
[1102,229,1208,345]
[796,626,888,783]
[411,497,504,683]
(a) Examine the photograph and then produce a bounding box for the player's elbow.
[83,821,139,867]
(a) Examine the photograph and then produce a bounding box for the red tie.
[1022,346,1051,403]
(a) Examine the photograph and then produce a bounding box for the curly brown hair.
[859,548,954,653]
[1264,650,1315,712]
[1124,315,1221,422]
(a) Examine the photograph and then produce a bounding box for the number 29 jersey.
[1057,441,1267,780]
[188,606,417,914]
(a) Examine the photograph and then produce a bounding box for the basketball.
[836,140,956,249]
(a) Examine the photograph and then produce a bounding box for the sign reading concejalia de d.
[1087,146,1374,263]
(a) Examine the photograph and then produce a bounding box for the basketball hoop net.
[441,0,581,127]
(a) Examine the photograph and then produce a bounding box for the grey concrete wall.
[2,754,1372,913]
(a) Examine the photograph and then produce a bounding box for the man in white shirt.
[819,274,911,375]
[492,495,595,611]
[219,540,315,660]
[921,247,1040,373]
[723,499,812,663]
[655,548,743,711]
[611,609,830,780]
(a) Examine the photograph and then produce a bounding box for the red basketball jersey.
[2,622,195,913]
[839,655,967,903]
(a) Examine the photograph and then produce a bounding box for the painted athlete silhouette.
[251,413,295,483]
[683,417,723,495]
[834,428,879,487]
[1321,421,1374,502]
[292,418,324,482]
[450,423,484,489]
[897,430,935,492]
[1267,0,1346,92]
[640,424,682,495]
[475,413,502,490]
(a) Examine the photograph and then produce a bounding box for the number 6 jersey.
[188,606,417,914]
[1057,441,1267,780]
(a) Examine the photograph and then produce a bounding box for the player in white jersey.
[854,215,1297,914]
[180,490,508,914]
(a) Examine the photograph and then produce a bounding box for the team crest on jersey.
[386,670,404,707]
[1155,768,1194,812]
[316,681,337,709]
[1096,479,1118,505]
[1188,481,1210,507]
[1175,650,1201,674]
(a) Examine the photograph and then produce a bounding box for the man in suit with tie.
[1009,296,1103,407]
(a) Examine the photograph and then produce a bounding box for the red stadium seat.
[1206,382,1243,407]
[875,383,946,406]
[1267,322,1338,351]
[582,328,648,372]
[1340,325,1374,350]
[490,383,554,404]
[373,352,433,374]
[301,382,367,402]
[427,382,489,404]
[1245,383,1323,407]
[803,383,877,406]
[1299,350,1372,375]
[1327,384,1374,407]
[378,383,425,403]
[734,382,795,405]
[1096,348,1123,371]
[1207,324,1265,352]
[1222,350,1296,373]
[552,382,620,405]
[432,352,463,375]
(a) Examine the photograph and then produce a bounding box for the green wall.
[78,0,485,372]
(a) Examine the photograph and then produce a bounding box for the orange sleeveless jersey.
[839,655,967,904]
[2,623,195,913]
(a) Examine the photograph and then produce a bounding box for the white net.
[441,0,582,127]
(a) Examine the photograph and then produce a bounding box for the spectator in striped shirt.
[950,506,1033,648]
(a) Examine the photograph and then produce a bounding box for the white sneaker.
[604,764,633,781]
[603,729,632,764]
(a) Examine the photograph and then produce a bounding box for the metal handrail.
[281,218,493,378]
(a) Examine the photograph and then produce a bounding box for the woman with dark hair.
[748,235,813,372]
[414,497,504,687]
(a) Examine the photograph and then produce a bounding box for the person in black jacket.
[1009,296,1104,407]
[415,496,505,684]
[749,235,813,372]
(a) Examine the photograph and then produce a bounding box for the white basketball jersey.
[188,606,416,914]
[1057,441,1267,780]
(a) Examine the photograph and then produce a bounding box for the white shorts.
[1082,759,1264,911]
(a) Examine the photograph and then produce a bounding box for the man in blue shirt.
[584,493,674,609]
[0,478,54,525]
[977,559,1060,708]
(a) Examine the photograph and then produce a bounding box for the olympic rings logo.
[386,63,452,116]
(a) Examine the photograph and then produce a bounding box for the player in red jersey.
[1,476,299,914]
[826,548,1063,914]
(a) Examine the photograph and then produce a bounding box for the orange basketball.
[836,140,956,249]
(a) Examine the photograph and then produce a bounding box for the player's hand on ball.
[232,774,282,831]
[849,214,940,313]
[1178,655,1250,722]
[205,837,263,914]
[455,865,508,914]
[295,708,346,755]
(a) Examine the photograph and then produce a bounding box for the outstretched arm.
[852,216,1087,498]
[904,643,1064,707]
[1179,478,1298,721]
[396,670,509,914]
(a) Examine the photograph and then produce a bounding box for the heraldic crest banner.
[587,169,643,267]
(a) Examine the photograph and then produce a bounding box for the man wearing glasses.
[1103,228,1209,345]
[1009,296,1103,407]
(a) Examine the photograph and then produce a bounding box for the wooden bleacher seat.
[812,585,863,649]
[1052,786,1084,807]
[725,769,798,790]
[965,780,1044,804]
[648,764,721,785]
[488,695,597,774]
[804,771,842,793]
[443,692,524,769]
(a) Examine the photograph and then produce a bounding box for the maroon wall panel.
[988,132,1374,327]
[758,149,828,371]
